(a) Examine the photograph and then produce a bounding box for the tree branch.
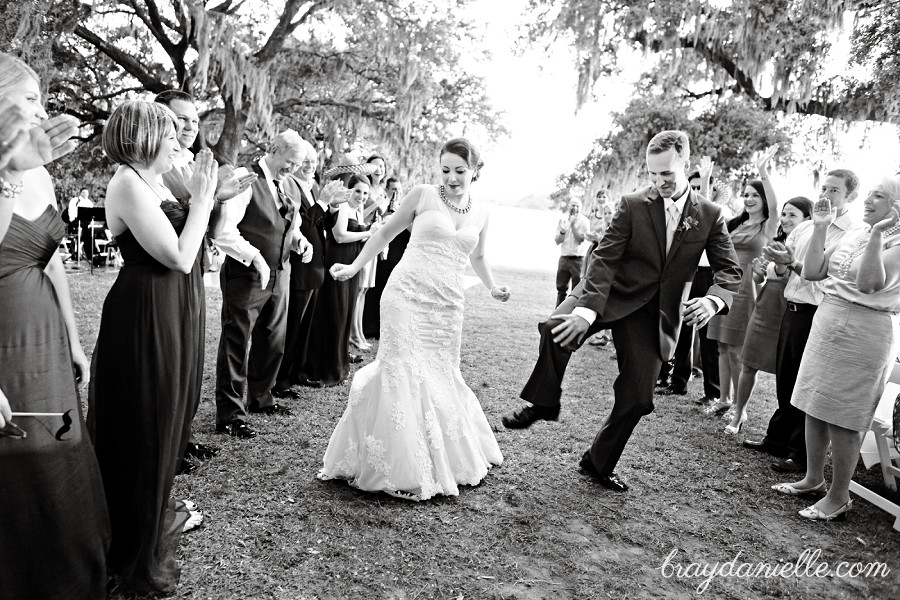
[679,35,894,123]
[256,0,333,65]
[73,25,168,92]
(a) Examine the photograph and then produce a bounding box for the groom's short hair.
[647,130,690,162]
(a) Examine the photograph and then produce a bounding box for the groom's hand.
[682,297,717,328]
[551,314,590,350]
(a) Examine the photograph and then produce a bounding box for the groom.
[503,130,742,491]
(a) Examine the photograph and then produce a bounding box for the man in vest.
[213,130,313,439]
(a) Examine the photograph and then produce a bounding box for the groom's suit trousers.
[521,295,663,475]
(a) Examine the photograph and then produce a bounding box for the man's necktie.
[666,203,679,253]
[273,180,290,219]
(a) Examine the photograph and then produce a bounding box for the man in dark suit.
[502,130,742,491]
[213,130,312,439]
[273,139,343,395]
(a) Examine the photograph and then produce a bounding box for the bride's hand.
[491,285,511,302]
[330,263,358,282]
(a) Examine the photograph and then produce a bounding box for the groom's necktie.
[665,203,680,253]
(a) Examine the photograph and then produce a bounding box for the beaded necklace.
[836,223,900,279]
[439,185,471,214]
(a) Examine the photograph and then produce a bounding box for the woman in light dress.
[772,177,900,521]
[319,138,510,500]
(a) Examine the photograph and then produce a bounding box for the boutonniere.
[677,215,699,233]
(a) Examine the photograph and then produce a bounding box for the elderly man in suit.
[273,140,347,395]
[503,130,742,491]
[213,129,313,439]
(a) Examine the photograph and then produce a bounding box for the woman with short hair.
[88,99,218,593]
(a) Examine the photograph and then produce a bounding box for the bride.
[319,138,510,500]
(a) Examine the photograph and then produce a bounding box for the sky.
[461,0,625,206]
[461,0,900,210]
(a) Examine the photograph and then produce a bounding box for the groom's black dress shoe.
[501,404,559,429]
[578,452,628,492]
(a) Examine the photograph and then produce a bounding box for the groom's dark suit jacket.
[573,186,741,359]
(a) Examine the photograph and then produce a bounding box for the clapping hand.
[0,98,31,171]
[330,263,358,282]
[750,257,768,278]
[321,180,350,208]
[755,144,778,173]
[698,156,714,183]
[812,197,835,229]
[872,207,900,234]
[10,114,81,171]
[491,285,511,302]
[216,164,257,201]
[762,241,793,265]
[187,149,219,208]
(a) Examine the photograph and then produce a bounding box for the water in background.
[483,205,559,273]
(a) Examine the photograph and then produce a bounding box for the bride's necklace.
[439,185,471,214]
[836,223,900,279]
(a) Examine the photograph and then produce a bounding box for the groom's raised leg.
[588,303,662,476]
[504,295,602,429]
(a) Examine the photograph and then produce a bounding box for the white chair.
[850,363,900,531]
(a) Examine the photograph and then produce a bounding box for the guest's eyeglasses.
[690,185,702,191]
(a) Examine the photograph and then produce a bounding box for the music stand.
[77,207,106,274]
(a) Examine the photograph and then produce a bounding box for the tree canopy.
[2,0,506,192]
[525,0,900,124]
[553,90,791,206]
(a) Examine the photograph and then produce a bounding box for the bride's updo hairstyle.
[103,99,178,168]
[440,138,484,181]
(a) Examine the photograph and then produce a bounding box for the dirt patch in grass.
[67,266,900,599]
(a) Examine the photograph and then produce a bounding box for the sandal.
[182,510,204,533]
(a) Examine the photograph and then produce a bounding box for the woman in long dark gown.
[301,175,373,386]
[0,53,110,600]
[87,100,219,595]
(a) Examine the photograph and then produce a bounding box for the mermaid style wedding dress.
[318,185,503,500]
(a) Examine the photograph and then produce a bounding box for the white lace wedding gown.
[318,185,503,500]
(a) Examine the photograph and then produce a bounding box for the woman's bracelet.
[0,176,24,199]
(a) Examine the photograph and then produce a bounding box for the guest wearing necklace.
[772,176,900,522]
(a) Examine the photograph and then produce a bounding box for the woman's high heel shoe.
[724,420,743,435]
[798,499,852,521]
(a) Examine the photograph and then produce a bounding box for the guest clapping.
[0,52,110,600]
[302,175,374,386]
[554,197,590,306]
[772,177,900,522]
[706,147,779,414]
[88,100,217,593]
[725,196,813,434]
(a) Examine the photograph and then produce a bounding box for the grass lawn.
[68,265,899,599]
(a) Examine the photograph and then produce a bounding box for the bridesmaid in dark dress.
[363,177,411,339]
[0,53,110,600]
[87,100,219,595]
[302,175,373,386]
